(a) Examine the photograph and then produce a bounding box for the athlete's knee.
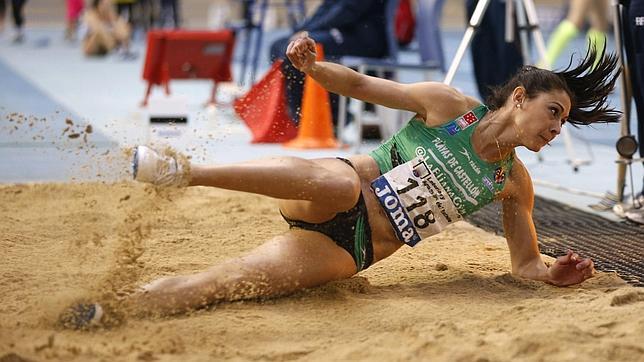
[319,172,361,211]
[275,156,360,207]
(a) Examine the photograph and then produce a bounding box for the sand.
[1,182,643,362]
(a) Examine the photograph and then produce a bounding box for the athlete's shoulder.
[421,87,482,127]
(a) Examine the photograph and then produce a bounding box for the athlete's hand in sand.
[547,250,595,286]
[286,32,317,73]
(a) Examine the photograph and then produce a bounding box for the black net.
[466,196,644,287]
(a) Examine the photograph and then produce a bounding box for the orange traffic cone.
[284,44,340,149]
[234,60,298,143]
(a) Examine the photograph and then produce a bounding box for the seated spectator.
[269,0,388,126]
[81,0,134,58]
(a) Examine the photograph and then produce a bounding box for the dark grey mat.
[467,196,644,287]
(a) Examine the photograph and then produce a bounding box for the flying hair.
[486,43,622,126]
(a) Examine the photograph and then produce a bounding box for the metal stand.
[584,0,642,214]
[612,0,633,203]
[443,0,548,85]
[443,0,590,171]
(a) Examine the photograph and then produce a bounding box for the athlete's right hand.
[546,250,595,286]
[286,32,317,73]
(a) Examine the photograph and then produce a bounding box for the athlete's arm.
[498,159,594,286]
[286,34,471,123]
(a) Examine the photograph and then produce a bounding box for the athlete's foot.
[59,303,104,330]
[132,145,187,187]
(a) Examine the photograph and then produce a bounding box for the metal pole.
[443,0,491,85]
[505,0,514,43]
[514,0,531,62]
[612,0,632,202]
[521,0,548,62]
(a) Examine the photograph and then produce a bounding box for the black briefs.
[280,158,374,271]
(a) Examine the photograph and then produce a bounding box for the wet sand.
[1,182,643,361]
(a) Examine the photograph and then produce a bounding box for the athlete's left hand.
[286,32,316,73]
[546,250,595,286]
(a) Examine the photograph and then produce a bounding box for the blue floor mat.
[0,56,113,145]
[0,57,121,183]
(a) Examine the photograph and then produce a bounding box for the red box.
[142,29,235,106]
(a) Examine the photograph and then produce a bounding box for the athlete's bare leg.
[59,150,367,328]
[588,0,609,32]
[566,0,593,29]
[124,229,357,317]
[189,157,361,214]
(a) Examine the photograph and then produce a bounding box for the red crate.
[142,29,235,106]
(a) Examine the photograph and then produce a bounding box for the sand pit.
[1,182,643,361]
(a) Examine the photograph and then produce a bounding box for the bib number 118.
[397,177,435,229]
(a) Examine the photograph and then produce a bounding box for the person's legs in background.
[115,0,135,27]
[623,0,644,223]
[113,15,136,59]
[0,0,6,34]
[543,0,588,68]
[160,0,180,28]
[542,0,609,69]
[586,0,609,66]
[65,0,84,41]
[171,0,180,28]
[10,0,26,44]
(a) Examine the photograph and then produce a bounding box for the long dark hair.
[486,45,622,126]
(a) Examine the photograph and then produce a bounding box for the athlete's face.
[512,88,571,152]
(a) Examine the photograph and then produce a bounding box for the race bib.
[371,156,462,246]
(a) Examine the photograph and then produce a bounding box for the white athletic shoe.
[625,194,644,225]
[132,145,186,187]
[625,208,644,225]
[613,193,644,220]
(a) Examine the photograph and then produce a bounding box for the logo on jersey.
[459,147,471,160]
[443,111,479,136]
[444,122,460,135]
[459,147,482,175]
[494,167,505,184]
[482,175,495,192]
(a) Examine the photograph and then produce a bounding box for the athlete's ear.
[511,86,526,106]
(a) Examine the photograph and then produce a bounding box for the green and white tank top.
[369,104,514,246]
